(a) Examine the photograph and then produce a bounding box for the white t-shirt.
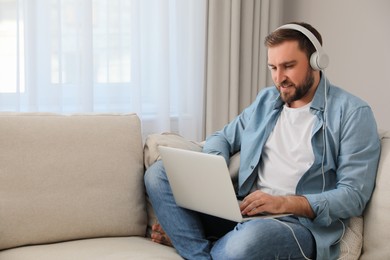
[255,102,315,195]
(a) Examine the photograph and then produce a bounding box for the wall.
[281,0,390,131]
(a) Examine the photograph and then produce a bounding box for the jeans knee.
[212,238,254,260]
[144,160,167,194]
[211,220,283,260]
[211,226,261,260]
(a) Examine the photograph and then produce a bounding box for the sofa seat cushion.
[0,237,183,260]
[0,113,146,250]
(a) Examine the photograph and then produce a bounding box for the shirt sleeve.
[304,106,381,226]
[202,91,262,164]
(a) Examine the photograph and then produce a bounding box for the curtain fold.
[204,0,282,137]
[0,0,207,141]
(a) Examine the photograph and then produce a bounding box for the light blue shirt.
[203,75,381,259]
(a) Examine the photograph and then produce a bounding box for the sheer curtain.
[204,0,282,136]
[0,0,206,141]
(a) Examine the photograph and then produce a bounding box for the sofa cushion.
[0,113,146,250]
[0,237,183,260]
[144,132,203,169]
[339,216,363,260]
[360,130,390,259]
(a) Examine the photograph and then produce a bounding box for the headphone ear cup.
[310,51,329,70]
[310,52,321,70]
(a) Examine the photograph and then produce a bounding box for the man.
[144,22,380,259]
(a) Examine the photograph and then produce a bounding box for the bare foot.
[151,223,173,247]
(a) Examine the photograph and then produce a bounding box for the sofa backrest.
[0,113,146,250]
[360,130,390,259]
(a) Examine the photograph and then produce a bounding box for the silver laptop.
[159,146,290,222]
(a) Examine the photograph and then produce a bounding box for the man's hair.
[264,22,323,61]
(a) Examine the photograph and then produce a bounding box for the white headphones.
[276,24,329,71]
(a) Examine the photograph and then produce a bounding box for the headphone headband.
[276,24,329,70]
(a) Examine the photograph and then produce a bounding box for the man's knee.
[144,160,166,192]
[211,221,270,259]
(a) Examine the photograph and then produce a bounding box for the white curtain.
[0,0,206,141]
[204,0,282,136]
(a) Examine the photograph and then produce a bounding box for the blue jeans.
[144,160,316,260]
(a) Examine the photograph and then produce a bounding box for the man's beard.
[277,68,315,105]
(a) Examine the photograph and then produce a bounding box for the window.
[0,0,206,141]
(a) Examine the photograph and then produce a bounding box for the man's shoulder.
[260,85,279,94]
[256,86,280,101]
[326,84,376,126]
[328,84,370,109]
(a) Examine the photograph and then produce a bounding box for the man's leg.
[144,160,212,259]
[210,216,316,260]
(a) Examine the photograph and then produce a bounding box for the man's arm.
[202,93,261,161]
[304,106,380,225]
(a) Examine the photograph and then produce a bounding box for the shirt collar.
[310,72,329,113]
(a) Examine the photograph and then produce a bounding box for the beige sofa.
[0,113,388,259]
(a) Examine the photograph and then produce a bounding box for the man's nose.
[274,69,286,85]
